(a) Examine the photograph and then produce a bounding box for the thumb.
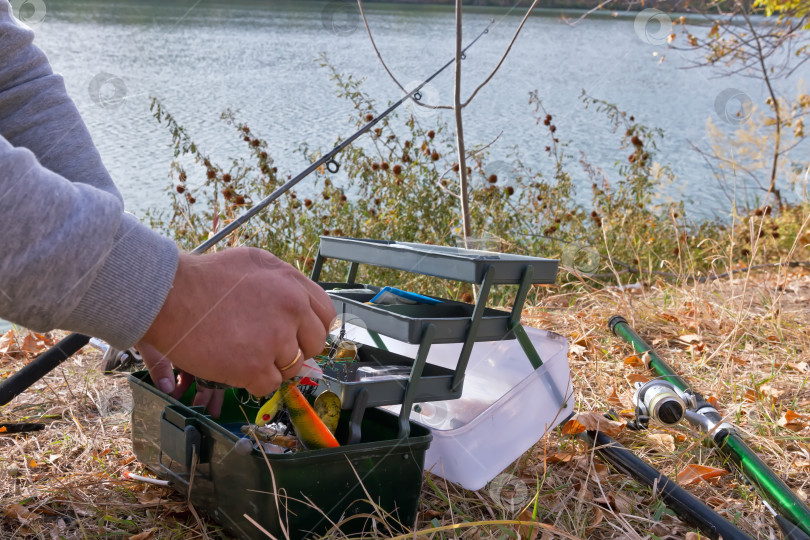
[137,342,176,395]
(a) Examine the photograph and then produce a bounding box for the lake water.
[21,0,807,224]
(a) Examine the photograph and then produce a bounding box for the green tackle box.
[128,370,432,540]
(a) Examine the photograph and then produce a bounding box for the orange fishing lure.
[279,382,340,449]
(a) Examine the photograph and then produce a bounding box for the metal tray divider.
[346,262,359,283]
[310,249,325,281]
[451,265,495,392]
[397,324,436,439]
[508,266,544,369]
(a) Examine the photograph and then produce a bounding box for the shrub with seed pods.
[452,163,459,172]
[402,153,410,163]
[381,162,389,171]
[207,169,216,179]
[234,195,245,205]
[222,174,231,183]
[431,151,440,161]
[371,162,380,171]
[427,130,435,139]
[631,135,643,147]
[392,164,402,175]
[488,174,498,184]
[304,198,313,208]
[176,185,185,194]
[260,151,267,160]
[179,171,187,182]
[365,113,374,122]
[504,186,514,196]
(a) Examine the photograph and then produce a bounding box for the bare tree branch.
[454,0,471,242]
[461,0,540,108]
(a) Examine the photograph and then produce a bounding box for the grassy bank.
[1,251,809,537]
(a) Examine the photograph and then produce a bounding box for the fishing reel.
[101,345,143,373]
[628,379,696,430]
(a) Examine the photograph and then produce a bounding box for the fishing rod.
[579,426,754,540]
[608,315,810,537]
[0,21,496,407]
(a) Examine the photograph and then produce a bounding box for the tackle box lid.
[318,237,558,284]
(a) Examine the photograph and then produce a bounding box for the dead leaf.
[626,373,649,387]
[0,329,17,355]
[568,343,586,357]
[623,355,644,368]
[129,530,155,540]
[685,532,702,540]
[660,313,680,323]
[20,333,48,355]
[606,387,624,409]
[586,507,604,533]
[648,433,675,452]
[760,384,783,399]
[777,410,807,432]
[788,361,809,373]
[423,509,442,520]
[2,503,41,523]
[545,452,577,464]
[678,334,701,344]
[562,412,625,438]
[744,389,762,402]
[517,509,540,540]
[677,464,728,486]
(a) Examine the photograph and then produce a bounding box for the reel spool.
[629,379,696,430]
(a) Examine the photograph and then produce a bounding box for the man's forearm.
[0,2,180,349]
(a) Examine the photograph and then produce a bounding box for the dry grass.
[1,264,809,539]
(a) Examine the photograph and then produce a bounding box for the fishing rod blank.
[580,428,753,540]
[608,315,810,537]
[0,21,496,404]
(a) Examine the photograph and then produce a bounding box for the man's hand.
[137,247,335,400]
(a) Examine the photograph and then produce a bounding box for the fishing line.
[194,19,495,254]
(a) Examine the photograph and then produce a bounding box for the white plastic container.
[337,325,574,491]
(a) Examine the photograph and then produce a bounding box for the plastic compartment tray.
[326,289,514,344]
[337,325,574,491]
[317,237,559,284]
[322,343,459,408]
[129,372,432,540]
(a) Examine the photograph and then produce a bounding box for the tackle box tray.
[326,289,515,344]
[129,371,432,540]
[322,343,460,408]
[318,237,559,284]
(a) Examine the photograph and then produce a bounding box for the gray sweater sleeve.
[0,2,179,350]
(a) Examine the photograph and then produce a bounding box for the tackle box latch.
[158,405,211,483]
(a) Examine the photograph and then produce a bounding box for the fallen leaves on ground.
[677,464,728,486]
[562,412,625,438]
[777,410,808,431]
[517,509,541,540]
[647,433,675,452]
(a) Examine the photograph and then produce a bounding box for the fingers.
[297,307,330,360]
[173,370,195,400]
[191,387,225,418]
[137,342,175,395]
[300,278,337,332]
